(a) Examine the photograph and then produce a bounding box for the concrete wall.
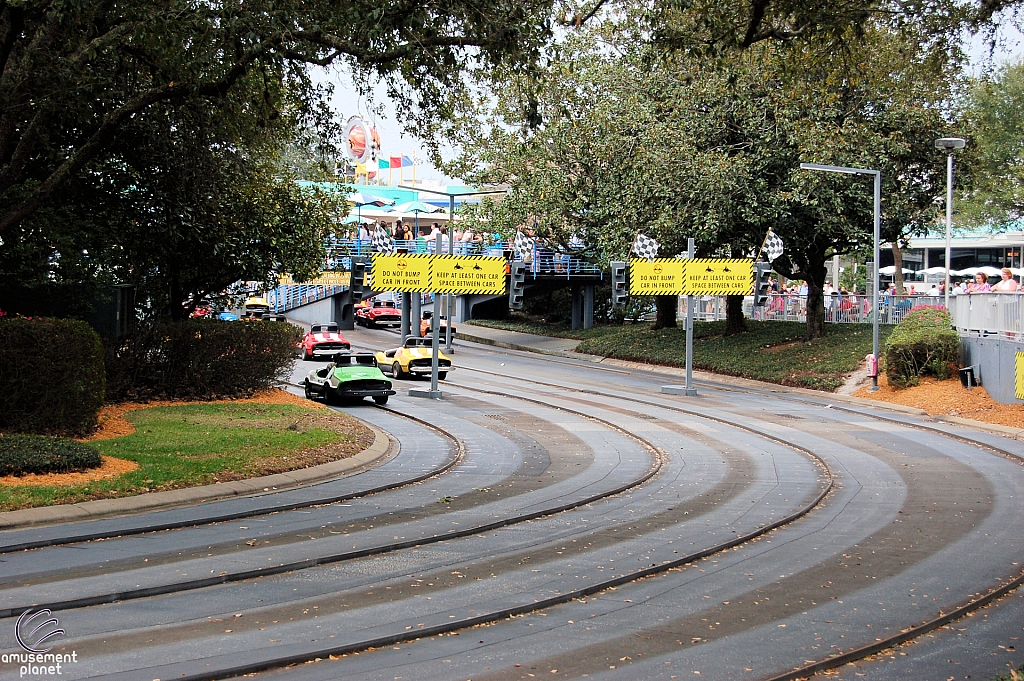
[455,293,505,322]
[960,336,1024,405]
[284,297,335,328]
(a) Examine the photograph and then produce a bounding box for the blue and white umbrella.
[393,201,437,238]
[348,193,395,224]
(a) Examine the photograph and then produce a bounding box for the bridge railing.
[324,239,603,278]
[267,284,346,314]
[271,239,605,313]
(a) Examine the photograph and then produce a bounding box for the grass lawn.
[0,402,372,512]
[475,318,891,392]
[468,318,622,341]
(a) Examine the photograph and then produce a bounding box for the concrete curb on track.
[456,328,1024,441]
[0,423,394,532]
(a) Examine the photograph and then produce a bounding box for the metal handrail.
[324,239,602,275]
[949,292,1024,340]
[692,293,951,325]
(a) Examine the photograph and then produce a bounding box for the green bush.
[884,306,959,388]
[105,319,302,401]
[0,434,102,476]
[0,317,105,437]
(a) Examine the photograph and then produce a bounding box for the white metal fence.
[690,292,1024,338]
[949,293,1024,341]
[692,293,946,325]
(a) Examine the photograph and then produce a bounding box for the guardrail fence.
[693,293,946,325]
[949,293,1024,341]
[691,292,1024,338]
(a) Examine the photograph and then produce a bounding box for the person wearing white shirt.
[993,268,1020,292]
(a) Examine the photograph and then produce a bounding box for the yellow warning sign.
[629,259,687,295]
[432,255,507,295]
[682,258,753,295]
[278,271,351,287]
[370,254,432,292]
[1016,351,1024,400]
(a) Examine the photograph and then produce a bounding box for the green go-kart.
[304,352,396,405]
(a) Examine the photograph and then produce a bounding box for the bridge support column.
[583,285,594,329]
[455,295,471,323]
[333,291,355,331]
[410,293,422,337]
[401,293,412,343]
[571,286,582,331]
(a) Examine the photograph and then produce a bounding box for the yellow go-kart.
[375,337,453,380]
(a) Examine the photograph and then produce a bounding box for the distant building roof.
[906,227,1024,250]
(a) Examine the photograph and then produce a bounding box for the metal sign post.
[397,185,509,353]
[684,237,696,395]
[430,242,442,394]
[409,244,444,399]
[374,250,507,401]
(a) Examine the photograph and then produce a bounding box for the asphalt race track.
[0,326,1021,681]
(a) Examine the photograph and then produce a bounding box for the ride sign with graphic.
[278,272,351,287]
[683,258,753,295]
[628,259,687,295]
[431,255,507,295]
[370,254,432,292]
[629,258,754,295]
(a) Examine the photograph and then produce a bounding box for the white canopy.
[878,265,915,275]
[951,266,1005,277]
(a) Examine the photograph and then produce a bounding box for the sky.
[313,18,1024,185]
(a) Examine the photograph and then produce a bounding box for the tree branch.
[293,30,488,65]
[740,0,772,48]
[0,34,284,236]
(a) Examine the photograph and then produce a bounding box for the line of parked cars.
[299,321,454,406]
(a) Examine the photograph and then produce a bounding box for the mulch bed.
[854,374,1024,429]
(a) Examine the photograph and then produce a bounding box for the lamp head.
[934,137,966,150]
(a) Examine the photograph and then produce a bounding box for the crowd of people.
[350,220,491,253]
[750,268,1022,322]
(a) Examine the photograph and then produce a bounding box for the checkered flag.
[371,225,395,254]
[513,230,534,260]
[632,233,660,260]
[763,229,785,263]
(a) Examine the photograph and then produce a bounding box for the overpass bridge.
[266,238,609,332]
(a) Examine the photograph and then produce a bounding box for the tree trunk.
[804,253,828,340]
[651,294,678,330]
[891,243,904,295]
[724,295,747,335]
[169,269,186,320]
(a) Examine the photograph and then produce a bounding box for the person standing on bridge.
[993,268,1019,292]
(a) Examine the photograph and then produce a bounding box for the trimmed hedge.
[0,317,105,437]
[0,434,102,476]
[884,306,959,388]
[105,319,302,401]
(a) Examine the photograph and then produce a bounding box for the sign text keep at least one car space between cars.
[370,254,507,295]
[629,258,754,296]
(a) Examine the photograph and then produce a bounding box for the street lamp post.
[934,138,966,311]
[799,163,882,391]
